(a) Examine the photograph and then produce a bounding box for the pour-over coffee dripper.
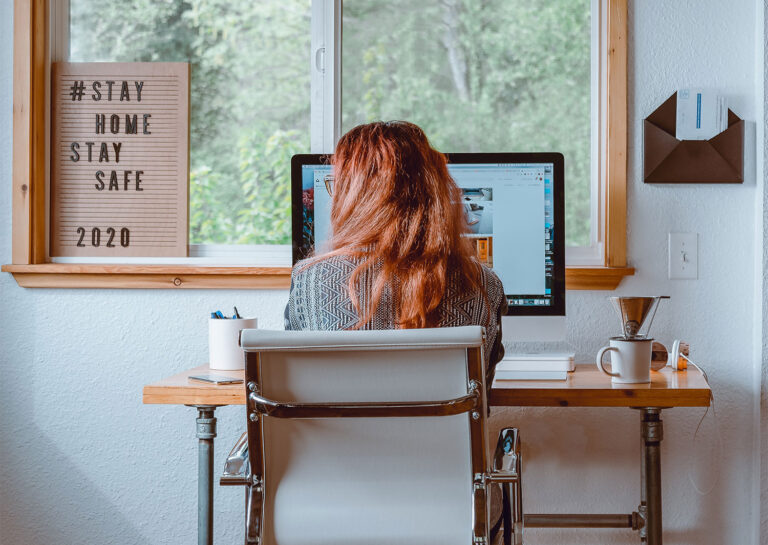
[609,296,669,340]
[597,296,670,383]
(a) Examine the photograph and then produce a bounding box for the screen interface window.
[299,163,555,308]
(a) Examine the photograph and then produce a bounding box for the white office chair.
[221,326,523,545]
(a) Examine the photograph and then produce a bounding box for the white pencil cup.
[209,318,258,371]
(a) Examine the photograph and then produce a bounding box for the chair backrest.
[240,327,488,545]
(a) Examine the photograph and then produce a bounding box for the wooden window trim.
[4,0,632,290]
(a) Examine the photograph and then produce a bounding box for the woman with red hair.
[285,121,507,385]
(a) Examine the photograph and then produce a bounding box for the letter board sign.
[51,62,189,257]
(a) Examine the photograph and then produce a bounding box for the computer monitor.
[291,153,565,320]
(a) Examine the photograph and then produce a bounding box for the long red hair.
[318,121,485,329]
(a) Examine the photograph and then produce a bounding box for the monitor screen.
[291,153,565,316]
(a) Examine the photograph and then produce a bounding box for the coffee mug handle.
[596,346,621,377]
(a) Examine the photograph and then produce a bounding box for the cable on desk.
[683,356,723,496]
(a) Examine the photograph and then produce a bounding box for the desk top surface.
[490,364,710,407]
[143,364,711,408]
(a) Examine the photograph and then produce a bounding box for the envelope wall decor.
[644,92,744,183]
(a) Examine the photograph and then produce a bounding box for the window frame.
[4,0,633,290]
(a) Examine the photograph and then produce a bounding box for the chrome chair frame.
[222,330,524,545]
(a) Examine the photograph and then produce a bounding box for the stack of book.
[494,353,575,381]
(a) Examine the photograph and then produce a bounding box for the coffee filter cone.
[609,297,657,339]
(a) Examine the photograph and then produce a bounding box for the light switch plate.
[668,232,698,279]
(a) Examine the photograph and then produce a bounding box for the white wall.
[0,0,763,544]
[760,0,768,540]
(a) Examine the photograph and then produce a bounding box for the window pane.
[70,0,311,245]
[342,0,591,246]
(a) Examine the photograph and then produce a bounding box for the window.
[342,0,592,248]
[5,0,631,289]
[65,0,311,262]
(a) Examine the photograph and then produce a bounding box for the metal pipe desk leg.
[195,405,218,545]
[640,408,663,545]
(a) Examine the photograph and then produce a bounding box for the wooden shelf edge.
[3,264,633,290]
[2,264,293,274]
[2,263,292,289]
[566,266,634,290]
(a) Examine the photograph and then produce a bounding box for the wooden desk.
[143,364,711,408]
[144,364,710,545]
[490,364,711,407]
[143,365,245,406]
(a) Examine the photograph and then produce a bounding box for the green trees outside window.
[71,0,311,245]
[343,0,591,245]
[70,0,590,247]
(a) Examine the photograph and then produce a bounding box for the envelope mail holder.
[644,92,744,183]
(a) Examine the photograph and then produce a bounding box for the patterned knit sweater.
[284,255,507,388]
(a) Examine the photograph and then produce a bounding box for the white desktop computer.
[290,152,566,343]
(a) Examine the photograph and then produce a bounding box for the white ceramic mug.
[209,318,258,370]
[595,337,653,384]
